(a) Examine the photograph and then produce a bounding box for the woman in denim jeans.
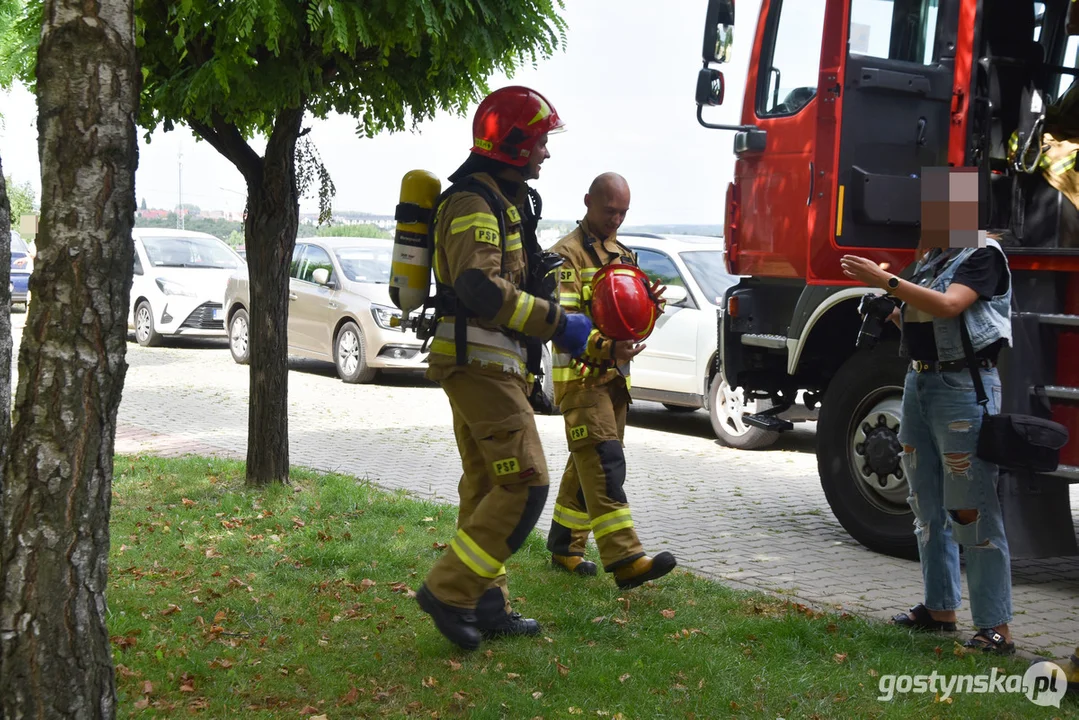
[841,236,1015,654]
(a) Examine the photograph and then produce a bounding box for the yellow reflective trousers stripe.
[591,508,634,539]
[450,530,504,578]
[553,503,592,530]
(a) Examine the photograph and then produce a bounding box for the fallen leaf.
[422,676,438,688]
[179,673,196,692]
[660,609,676,619]
[422,517,435,522]
[360,578,375,590]
[310,716,329,720]
[340,686,360,705]
[447,660,462,672]
[506,673,520,680]
[116,664,138,678]
[592,616,606,624]
[161,604,181,616]
[432,542,448,551]
[181,498,196,507]
[298,706,320,716]
[209,658,233,670]
[213,610,227,624]
[826,623,838,633]
[142,680,153,695]
[292,517,306,528]
[833,653,848,664]
[619,674,631,683]
[532,691,543,700]
[868,668,879,677]
[569,708,583,715]
[556,661,570,677]
[133,698,149,710]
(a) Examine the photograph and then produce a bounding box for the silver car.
[223,237,427,383]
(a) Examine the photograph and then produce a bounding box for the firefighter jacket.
[427,171,564,379]
[549,220,639,404]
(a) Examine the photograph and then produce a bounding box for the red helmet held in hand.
[590,264,661,342]
[471,86,566,166]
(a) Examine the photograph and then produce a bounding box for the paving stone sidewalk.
[97,333,1079,660]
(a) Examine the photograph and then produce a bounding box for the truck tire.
[817,343,917,560]
[709,375,780,450]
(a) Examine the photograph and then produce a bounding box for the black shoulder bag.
[959,315,1069,473]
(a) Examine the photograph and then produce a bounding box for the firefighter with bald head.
[545,172,678,588]
[414,86,593,651]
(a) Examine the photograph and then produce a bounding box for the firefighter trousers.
[424,365,550,611]
[546,380,646,572]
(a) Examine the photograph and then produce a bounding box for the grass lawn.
[107,455,1069,719]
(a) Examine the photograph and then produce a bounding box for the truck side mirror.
[702,0,735,64]
[696,68,725,107]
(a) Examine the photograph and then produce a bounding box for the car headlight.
[371,303,403,330]
[155,278,196,297]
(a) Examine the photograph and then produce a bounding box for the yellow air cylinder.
[389,169,442,316]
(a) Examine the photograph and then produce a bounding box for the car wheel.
[134,300,163,347]
[708,375,780,450]
[334,321,377,384]
[662,403,697,413]
[229,309,251,365]
[817,343,917,560]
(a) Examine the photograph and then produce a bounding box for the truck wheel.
[817,343,917,560]
[708,376,780,450]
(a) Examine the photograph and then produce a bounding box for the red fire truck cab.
[696,0,1079,559]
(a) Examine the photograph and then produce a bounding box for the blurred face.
[584,184,631,239]
[522,133,550,181]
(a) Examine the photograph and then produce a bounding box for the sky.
[0,0,763,226]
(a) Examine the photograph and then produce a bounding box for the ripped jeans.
[899,367,1012,629]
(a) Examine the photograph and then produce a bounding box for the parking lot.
[11,312,1079,658]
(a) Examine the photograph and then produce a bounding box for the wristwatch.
[886,275,900,293]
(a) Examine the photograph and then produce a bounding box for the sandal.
[963,628,1015,655]
[891,604,958,632]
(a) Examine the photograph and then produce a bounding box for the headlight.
[155,278,196,297]
[371,303,403,330]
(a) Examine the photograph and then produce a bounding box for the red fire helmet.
[590,264,661,342]
[470,86,566,167]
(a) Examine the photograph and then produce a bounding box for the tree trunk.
[243,109,304,486]
[0,163,12,445]
[0,0,138,717]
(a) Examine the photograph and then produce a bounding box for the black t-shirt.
[903,248,1008,362]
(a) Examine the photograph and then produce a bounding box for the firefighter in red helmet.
[545,172,678,588]
[415,86,593,651]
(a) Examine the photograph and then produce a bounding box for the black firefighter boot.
[474,587,541,640]
[415,584,482,651]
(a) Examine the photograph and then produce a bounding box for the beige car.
[223,237,427,383]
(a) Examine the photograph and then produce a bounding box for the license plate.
[212,308,223,321]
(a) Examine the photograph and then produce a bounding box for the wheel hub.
[850,394,907,508]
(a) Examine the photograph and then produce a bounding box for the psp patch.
[569,425,589,442]
[475,228,499,247]
[493,457,520,476]
[559,268,576,283]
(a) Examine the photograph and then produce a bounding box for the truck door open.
[831,0,959,250]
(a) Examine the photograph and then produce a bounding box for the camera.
[856,293,899,350]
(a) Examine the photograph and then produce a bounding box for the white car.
[620,233,814,448]
[129,228,245,346]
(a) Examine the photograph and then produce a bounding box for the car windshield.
[680,250,737,306]
[142,236,240,269]
[10,232,29,255]
[335,247,391,283]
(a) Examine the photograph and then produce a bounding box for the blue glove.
[552,312,592,359]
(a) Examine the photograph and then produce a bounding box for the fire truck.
[694,0,1079,559]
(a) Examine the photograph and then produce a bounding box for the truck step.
[1042,385,1079,403]
[743,412,795,432]
[1018,312,1079,328]
[1043,464,1079,482]
[740,333,788,350]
